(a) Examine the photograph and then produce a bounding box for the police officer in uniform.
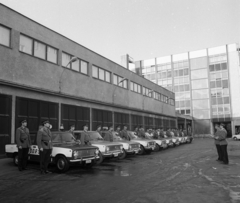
[37,120,52,174]
[134,126,139,136]
[104,126,114,142]
[96,125,102,137]
[81,124,91,145]
[138,126,146,139]
[121,125,130,141]
[212,124,223,162]
[115,125,121,137]
[16,119,32,171]
[219,123,229,164]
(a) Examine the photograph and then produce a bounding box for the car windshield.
[52,132,77,143]
[88,132,104,141]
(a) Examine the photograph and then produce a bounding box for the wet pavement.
[0,139,240,203]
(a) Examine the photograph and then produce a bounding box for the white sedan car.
[232,134,240,141]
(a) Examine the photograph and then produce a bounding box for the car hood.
[90,140,122,146]
[53,143,97,150]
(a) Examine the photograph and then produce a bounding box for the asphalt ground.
[0,139,239,203]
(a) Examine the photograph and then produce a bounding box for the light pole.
[142,89,154,110]
[59,57,78,93]
[112,78,127,104]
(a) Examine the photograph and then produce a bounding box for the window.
[192,99,209,109]
[192,89,209,99]
[191,69,208,79]
[153,92,161,101]
[143,87,152,97]
[34,41,46,59]
[81,61,88,74]
[113,74,128,89]
[72,58,80,72]
[19,34,58,64]
[47,46,57,64]
[19,35,33,55]
[0,25,10,47]
[92,66,111,83]
[191,79,208,89]
[130,82,141,94]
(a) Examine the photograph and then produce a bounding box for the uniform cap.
[83,124,88,127]
[20,119,27,124]
[42,120,50,125]
[97,125,102,128]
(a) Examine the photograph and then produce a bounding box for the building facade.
[0,4,177,155]
[132,44,240,137]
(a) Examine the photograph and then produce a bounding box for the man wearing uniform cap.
[16,119,32,171]
[138,126,146,139]
[121,125,131,141]
[115,125,121,138]
[134,126,139,136]
[96,125,102,137]
[37,120,52,174]
[218,123,229,164]
[81,124,91,145]
[104,125,114,142]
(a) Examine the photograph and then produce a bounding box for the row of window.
[0,25,174,106]
[176,109,191,115]
[175,92,191,100]
[209,63,227,72]
[212,104,231,115]
[211,97,230,105]
[175,100,191,108]
[173,61,189,69]
[174,84,190,92]
[143,87,152,97]
[210,79,228,89]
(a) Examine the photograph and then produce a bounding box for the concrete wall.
[0,4,175,118]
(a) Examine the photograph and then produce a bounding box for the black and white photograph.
[0,0,240,202]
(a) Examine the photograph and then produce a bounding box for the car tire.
[13,153,18,166]
[118,149,126,160]
[138,145,145,155]
[56,155,69,173]
[233,137,237,141]
[96,152,104,165]
[153,144,160,152]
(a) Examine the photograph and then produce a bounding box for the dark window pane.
[223,97,230,104]
[28,100,38,117]
[41,102,49,118]
[216,80,222,88]
[221,63,227,70]
[184,68,189,75]
[210,81,215,88]
[222,80,228,88]
[209,65,214,72]
[215,64,221,71]
[217,97,223,105]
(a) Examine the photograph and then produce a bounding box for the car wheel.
[138,145,145,155]
[56,156,69,173]
[13,153,18,166]
[96,152,104,165]
[153,144,160,152]
[233,137,237,141]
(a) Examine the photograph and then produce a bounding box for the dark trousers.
[216,144,223,161]
[220,145,229,164]
[40,149,52,171]
[18,148,29,170]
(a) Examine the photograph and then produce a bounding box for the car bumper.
[102,151,123,158]
[69,156,98,163]
[126,149,140,154]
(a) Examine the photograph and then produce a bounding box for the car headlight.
[120,145,123,150]
[73,150,78,159]
[128,145,131,150]
[95,149,99,155]
[106,146,110,152]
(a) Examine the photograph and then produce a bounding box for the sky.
[0,0,239,64]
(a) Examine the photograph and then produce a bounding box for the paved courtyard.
[0,139,239,203]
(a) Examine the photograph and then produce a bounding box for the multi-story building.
[0,4,177,155]
[130,44,240,137]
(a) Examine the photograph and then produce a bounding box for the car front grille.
[108,145,121,151]
[78,149,95,158]
[130,144,139,149]
[148,141,155,147]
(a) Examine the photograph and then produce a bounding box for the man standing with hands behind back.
[16,119,32,171]
[37,120,52,174]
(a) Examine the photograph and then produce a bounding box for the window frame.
[92,65,111,83]
[113,74,128,89]
[0,24,11,48]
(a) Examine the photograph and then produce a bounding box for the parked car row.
[5,130,193,173]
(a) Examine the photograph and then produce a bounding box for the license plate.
[86,159,91,164]
[113,153,118,157]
